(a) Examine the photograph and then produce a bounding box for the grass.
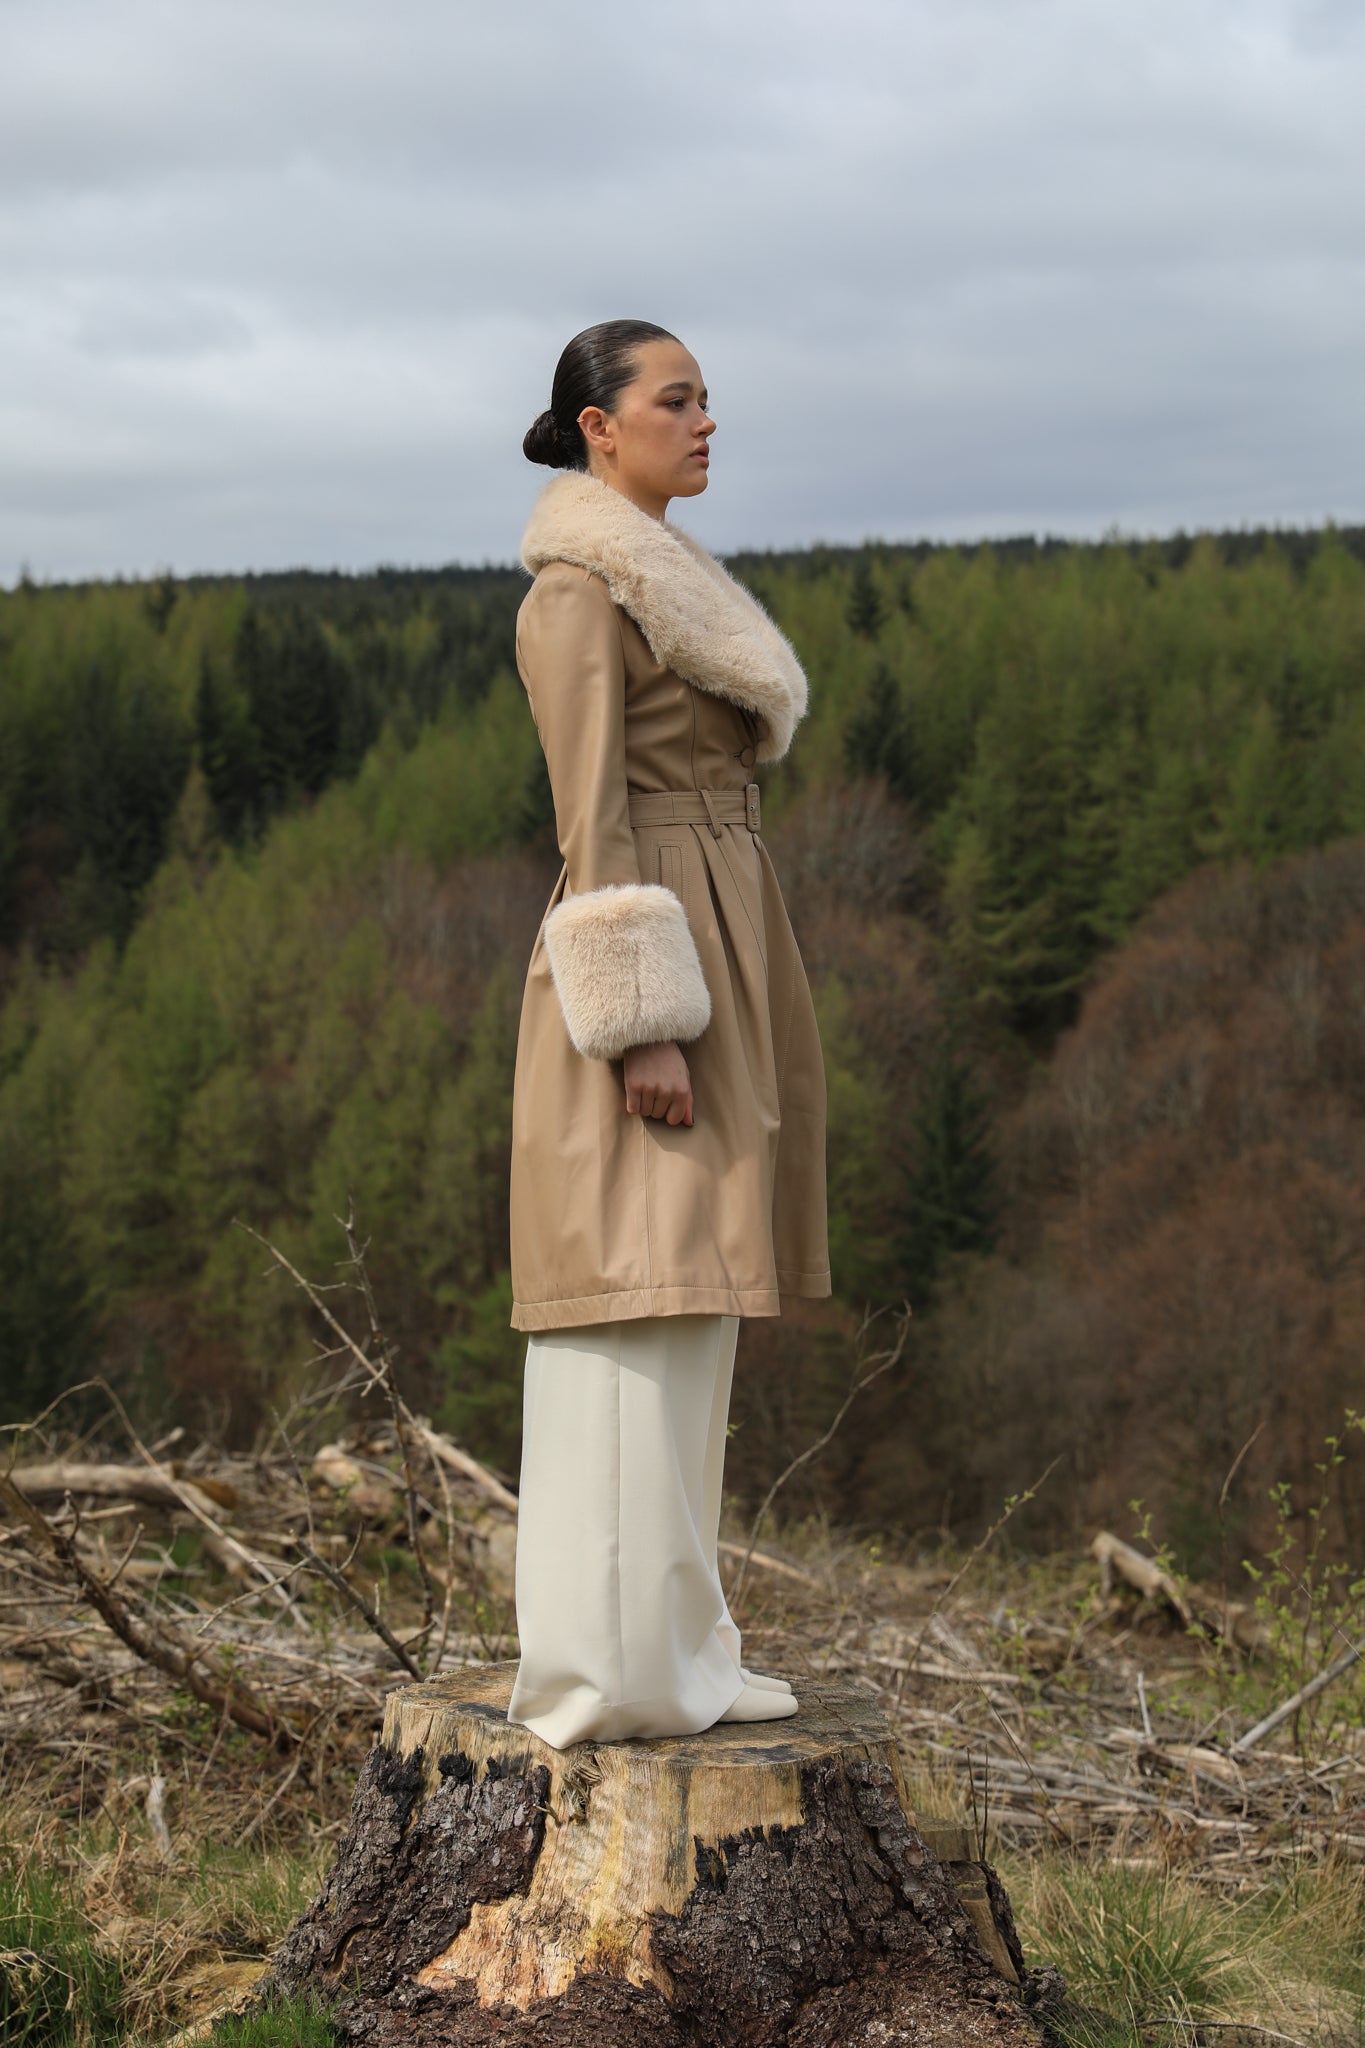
[1,1855,125,2047]
[198,1993,339,2046]
[1016,1859,1262,2027]
[1005,1851,1365,2045]
[0,1807,331,2046]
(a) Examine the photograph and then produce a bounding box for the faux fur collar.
[520,471,808,763]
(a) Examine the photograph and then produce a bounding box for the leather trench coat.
[507,473,831,1332]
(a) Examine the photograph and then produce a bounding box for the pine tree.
[0,1109,96,1422]
[898,1016,998,1309]
[142,573,179,635]
[842,663,913,800]
[195,654,263,843]
[846,558,885,638]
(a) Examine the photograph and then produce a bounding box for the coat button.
[739,745,756,767]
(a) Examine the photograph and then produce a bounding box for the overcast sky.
[3,0,1362,581]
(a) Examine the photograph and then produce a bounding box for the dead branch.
[336,1196,438,1650]
[0,1472,297,1749]
[905,1458,1061,1673]
[1231,1629,1365,1758]
[93,1380,302,1616]
[1092,1530,1270,1653]
[7,1462,230,1517]
[716,1539,821,1589]
[726,1302,909,1610]
[236,1209,517,1668]
[288,1537,422,1680]
[419,1427,519,1514]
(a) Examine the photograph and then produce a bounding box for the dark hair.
[523,319,678,470]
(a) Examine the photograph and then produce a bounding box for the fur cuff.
[542,883,711,1060]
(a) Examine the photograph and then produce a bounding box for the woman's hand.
[622,1040,694,1126]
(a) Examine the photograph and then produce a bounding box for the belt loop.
[699,787,724,839]
[745,781,761,835]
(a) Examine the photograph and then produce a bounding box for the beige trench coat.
[507,473,831,1332]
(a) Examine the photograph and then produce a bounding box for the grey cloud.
[2,0,1362,578]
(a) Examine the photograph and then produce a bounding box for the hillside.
[3,522,1365,1571]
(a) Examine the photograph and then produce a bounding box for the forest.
[4,520,1365,1573]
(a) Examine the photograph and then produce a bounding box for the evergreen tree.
[0,1111,96,1422]
[842,663,913,799]
[195,654,263,843]
[898,1015,999,1308]
[940,815,1062,1032]
[142,573,179,635]
[846,559,885,638]
[64,662,192,941]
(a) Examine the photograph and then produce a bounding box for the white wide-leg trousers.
[506,1312,751,1749]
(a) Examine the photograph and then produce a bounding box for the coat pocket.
[658,841,685,911]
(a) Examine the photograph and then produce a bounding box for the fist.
[623,1040,694,1126]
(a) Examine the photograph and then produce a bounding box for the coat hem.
[510,1272,832,1331]
[775,1267,832,1298]
[511,1283,780,1331]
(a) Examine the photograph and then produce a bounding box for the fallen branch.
[0,1472,297,1749]
[1092,1531,1271,1654]
[8,1462,231,1517]
[715,1539,820,1589]
[1231,1630,1365,1758]
[289,1537,422,1680]
[419,1427,519,1515]
[237,1210,518,1667]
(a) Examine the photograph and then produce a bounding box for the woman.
[505,319,830,1750]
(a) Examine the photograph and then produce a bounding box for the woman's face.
[578,338,715,519]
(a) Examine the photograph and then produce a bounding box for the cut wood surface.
[266,1661,1047,2046]
[1091,1530,1193,1626]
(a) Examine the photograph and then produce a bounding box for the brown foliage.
[861,837,1365,1566]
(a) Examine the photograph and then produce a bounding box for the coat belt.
[627,783,761,838]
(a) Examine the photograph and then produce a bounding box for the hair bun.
[523,408,569,469]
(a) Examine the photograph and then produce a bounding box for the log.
[1090,1531,1271,1653]
[9,1460,233,1518]
[264,1660,1050,2046]
[1091,1530,1193,1626]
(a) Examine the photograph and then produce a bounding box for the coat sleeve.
[515,566,711,1062]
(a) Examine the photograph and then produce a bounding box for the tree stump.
[265,1660,1053,2046]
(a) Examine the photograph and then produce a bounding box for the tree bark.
[264,1661,1051,2046]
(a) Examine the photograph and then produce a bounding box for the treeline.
[0,566,530,956]
[3,524,1365,1569]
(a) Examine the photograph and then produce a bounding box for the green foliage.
[845,557,885,638]
[0,1855,124,2046]
[1235,1411,1365,1758]
[815,976,901,1305]
[898,1014,999,1306]
[348,671,540,866]
[0,567,527,959]
[841,662,913,800]
[203,1996,339,2046]
[6,523,1365,1494]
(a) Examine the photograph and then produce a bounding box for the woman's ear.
[578,405,613,456]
